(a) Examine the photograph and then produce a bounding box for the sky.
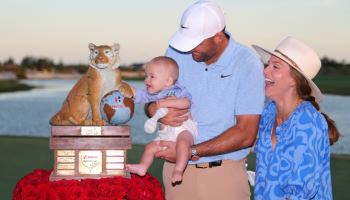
[1,0,349,65]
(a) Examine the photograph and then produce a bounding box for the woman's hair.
[290,68,340,145]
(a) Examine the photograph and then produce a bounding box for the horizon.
[1,54,348,67]
[1,0,349,65]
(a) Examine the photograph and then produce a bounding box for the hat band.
[274,50,300,70]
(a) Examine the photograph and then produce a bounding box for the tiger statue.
[50,43,134,125]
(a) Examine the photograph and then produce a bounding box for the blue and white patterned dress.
[254,101,333,200]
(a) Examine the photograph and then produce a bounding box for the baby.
[126,56,197,184]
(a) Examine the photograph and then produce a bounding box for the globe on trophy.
[100,90,135,125]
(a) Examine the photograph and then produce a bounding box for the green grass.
[314,74,350,95]
[0,80,34,93]
[0,136,348,199]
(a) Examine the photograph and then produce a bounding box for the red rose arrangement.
[13,169,165,200]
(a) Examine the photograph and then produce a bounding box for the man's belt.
[194,160,222,168]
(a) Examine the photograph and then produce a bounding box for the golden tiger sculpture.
[50,43,133,125]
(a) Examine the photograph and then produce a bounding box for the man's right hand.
[145,102,189,127]
[155,140,177,163]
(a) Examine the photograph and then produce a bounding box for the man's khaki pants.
[163,159,250,200]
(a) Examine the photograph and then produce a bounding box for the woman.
[252,37,340,199]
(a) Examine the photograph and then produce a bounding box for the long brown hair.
[290,68,340,145]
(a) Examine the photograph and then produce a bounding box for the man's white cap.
[169,1,225,52]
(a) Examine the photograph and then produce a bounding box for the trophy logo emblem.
[79,151,102,174]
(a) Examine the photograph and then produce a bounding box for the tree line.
[0,55,349,77]
[0,56,145,79]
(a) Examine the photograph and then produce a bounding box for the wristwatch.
[191,145,200,161]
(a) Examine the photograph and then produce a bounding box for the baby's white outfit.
[144,107,197,142]
[156,118,198,141]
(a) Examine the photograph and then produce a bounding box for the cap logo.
[180,24,189,29]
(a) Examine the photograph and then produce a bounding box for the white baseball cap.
[252,37,323,103]
[169,1,225,52]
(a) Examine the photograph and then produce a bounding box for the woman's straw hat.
[252,36,323,103]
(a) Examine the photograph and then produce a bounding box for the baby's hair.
[147,56,179,83]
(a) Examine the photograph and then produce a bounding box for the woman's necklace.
[275,99,302,126]
[271,99,302,149]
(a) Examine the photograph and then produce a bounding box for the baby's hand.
[130,86,137,98]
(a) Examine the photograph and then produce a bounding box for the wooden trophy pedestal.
[49,125,131,181]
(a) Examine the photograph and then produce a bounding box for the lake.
[0,79,349,155]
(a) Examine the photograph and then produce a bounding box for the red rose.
[54,185,69,199]
[97,183,112,197]
[21,184,39,200]
[13,169,165,200]
[110,184,127,199]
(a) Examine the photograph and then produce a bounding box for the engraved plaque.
[106,150,124,156]
[79,151,102,174]
[81,126,102,136]
[57,163,75,170]
[50,125,131,181]
[56,170,75,176]
[106,156,124,163]
[106,169,125,175]
[57,157,75,163]
[57,150,75,156]
[106,163,124,169]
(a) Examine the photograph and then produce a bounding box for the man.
[147,1,265,199]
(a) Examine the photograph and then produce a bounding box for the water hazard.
[0,79,348,155]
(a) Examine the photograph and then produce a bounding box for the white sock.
[144,107,168,133]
